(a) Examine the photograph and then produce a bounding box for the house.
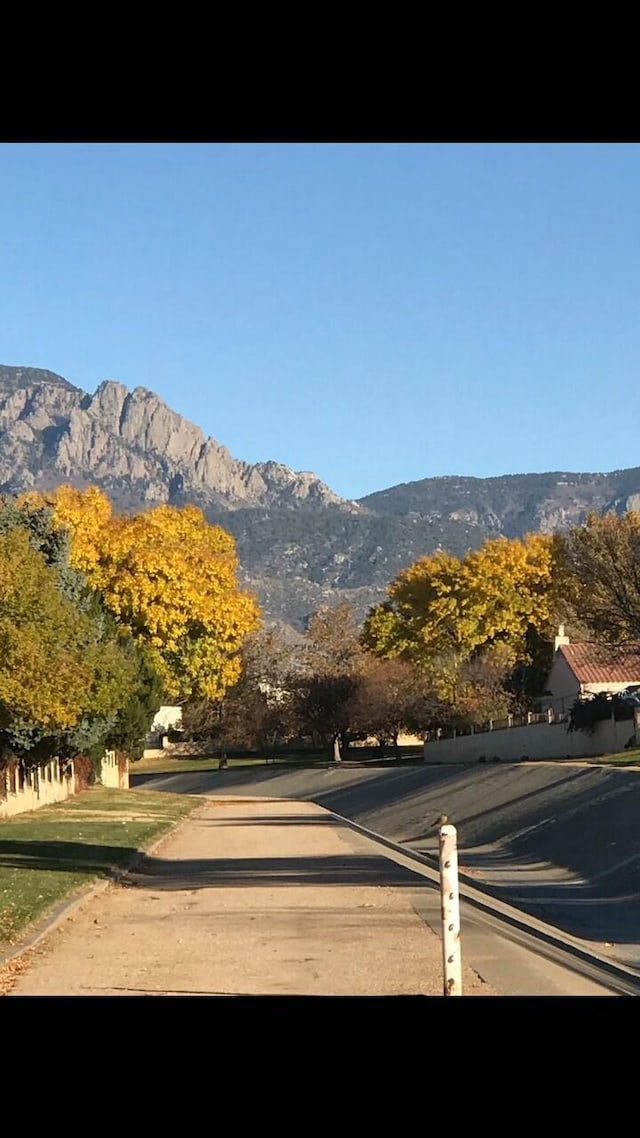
[542,625,640,716]
[145,705,183,747]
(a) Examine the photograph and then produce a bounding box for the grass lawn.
[133,747,424,778]
[133,753,347,776]
[0,785,197,949]
[586,747,640,767]
[134,755,279,775]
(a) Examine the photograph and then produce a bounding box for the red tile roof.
[560,642,640,685]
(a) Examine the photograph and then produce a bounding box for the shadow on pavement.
[124,853,432,891]
[199,815,350,827]
[0,839,139,875]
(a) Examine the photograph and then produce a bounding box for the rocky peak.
[3,363,640,632]
[85,380,129,427]
[0,366,347,512]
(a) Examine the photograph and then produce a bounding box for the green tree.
[104,639,164,761]
[0,499,163,770]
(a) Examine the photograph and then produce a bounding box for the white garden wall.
[1,759,77,818]
[424,716,635,765]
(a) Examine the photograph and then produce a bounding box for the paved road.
[7,793,619,996]
[134,759,640,968]
[7,799,499,997]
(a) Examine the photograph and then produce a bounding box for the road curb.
[322,805,640,994]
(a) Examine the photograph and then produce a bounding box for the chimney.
[554,623,570,652]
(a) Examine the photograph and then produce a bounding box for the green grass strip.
[0,785,197,947]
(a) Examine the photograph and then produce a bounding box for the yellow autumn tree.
[363,551,477,700]
[463,533,557,652]
[24,486,262,702]
[363,534,557,702]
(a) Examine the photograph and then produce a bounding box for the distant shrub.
[568,693,634,735]
[73,755,94,790]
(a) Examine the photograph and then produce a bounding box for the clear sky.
[1,142,639,500]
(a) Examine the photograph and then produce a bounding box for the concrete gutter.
[323,805,640,994]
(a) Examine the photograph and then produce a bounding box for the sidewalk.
[4,797,613,996]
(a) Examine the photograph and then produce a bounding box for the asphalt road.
[133,759,640,968]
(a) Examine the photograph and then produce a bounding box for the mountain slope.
[1,364,639,629]
[359,469,640,536]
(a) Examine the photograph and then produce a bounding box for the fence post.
[527,711,533,725]
[438,816,462,996]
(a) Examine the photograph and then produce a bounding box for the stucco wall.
[101,750,130,789]
[424,716,635,765]
[1,759,77,818]
[545,653,580,709]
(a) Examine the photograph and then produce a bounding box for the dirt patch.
[0,952,32,995]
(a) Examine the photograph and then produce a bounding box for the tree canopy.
[362,534,557,702]
[23,485,262,702]
[553,511,640,643]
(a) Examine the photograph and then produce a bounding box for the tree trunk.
[333,735,342,763]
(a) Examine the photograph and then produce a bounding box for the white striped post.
[438,815,462,996]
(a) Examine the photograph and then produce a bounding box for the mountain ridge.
[1,364,639,630]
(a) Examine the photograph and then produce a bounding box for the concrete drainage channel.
[6,783,638,995]
[328,806,640,996]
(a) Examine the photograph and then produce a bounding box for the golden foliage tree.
[24,486,262,701]
[363,534,557,702]
[463,533,557,649]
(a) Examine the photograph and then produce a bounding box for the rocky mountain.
[2,364,640,630]
[0,366,344,510]
[360,470,640,537]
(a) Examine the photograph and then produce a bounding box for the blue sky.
[1,142,639,500]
